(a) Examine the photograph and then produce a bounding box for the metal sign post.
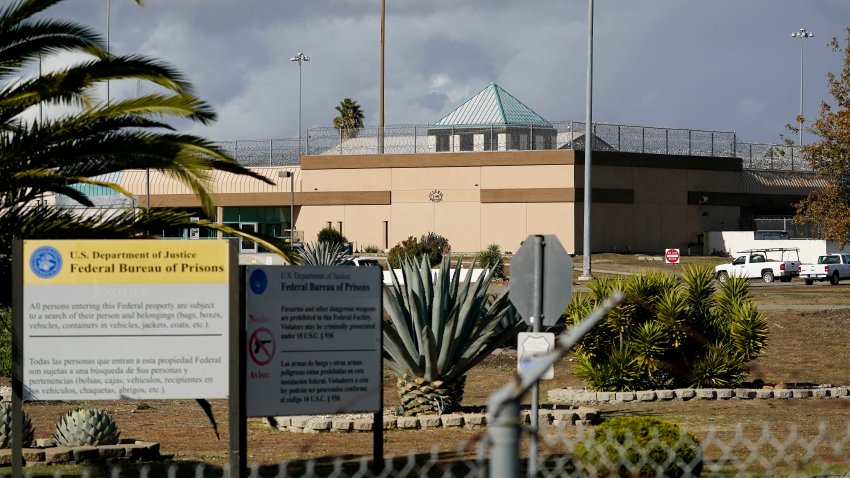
[509,234,574,477]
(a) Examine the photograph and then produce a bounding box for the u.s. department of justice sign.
[15,239,235,401]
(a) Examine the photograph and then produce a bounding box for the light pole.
[290,52,310,156]
[580,0,594,281]
[791,28,813,146]
[278,171,295,245]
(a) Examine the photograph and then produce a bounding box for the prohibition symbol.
[248,328,275,366]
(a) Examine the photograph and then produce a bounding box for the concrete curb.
[265,408,599,433]
[548,386,850,404]
[0,441,160,465]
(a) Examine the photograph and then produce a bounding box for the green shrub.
[574,416,703,477]
[387,233,449,269]
[387,236,420,269]
[566,267,767,391]
[317,227,346,245]
[420,232,450,264]
[475,244,504,278]
[363,244,381,254]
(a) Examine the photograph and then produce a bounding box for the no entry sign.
[665,248,680,264]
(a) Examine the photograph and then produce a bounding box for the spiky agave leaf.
[382,253,522,410]
[294,241,345,265]
[53,408,119,447]
[0,403,34,448]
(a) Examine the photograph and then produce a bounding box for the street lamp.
[278,171,295,245]
[791,28,813,146]
[290,52,310,156]
[580,0,594,281]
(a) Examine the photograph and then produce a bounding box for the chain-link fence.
[751,215,815,239]
[221,122,811,173]
[213,138,301,167]
[9,421,850,477]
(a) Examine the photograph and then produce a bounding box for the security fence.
[218,122,813,173]
[7,421,850,477]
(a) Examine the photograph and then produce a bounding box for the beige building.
[74,83,822,256]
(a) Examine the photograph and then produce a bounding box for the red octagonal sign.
[665,248,680,264]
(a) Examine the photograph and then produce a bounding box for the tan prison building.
[67,83,823,256]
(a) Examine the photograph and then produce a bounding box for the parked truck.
[714,247,801,283]
[799,254,850,285]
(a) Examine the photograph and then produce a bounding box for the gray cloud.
[32,0,850,143]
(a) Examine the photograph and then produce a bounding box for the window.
[732,256,746,265]
[750,254,765,263]
[459,134,473,151]
[436,135,450,152]
[382,221,389,250]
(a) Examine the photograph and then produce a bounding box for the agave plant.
[294,241,346,266]
[0,403,34,448]
[54,408,120,447]
[383,255,524,416]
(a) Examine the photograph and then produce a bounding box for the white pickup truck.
[714,248,801,283]
[800,254,850,285]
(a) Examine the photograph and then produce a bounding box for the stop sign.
[665,248,680,264]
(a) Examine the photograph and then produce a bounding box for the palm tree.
[0,0,291,306]
[0,0,295,439]
[332,98,365,139]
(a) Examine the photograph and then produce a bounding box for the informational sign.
[245,266,382,416]
[510,235,574,326]
[665,248,681,264]
[517,332,555,380]
[18,240,233,401]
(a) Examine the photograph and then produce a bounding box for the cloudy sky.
[41,0,850,144]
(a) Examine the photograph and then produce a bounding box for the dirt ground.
[11,255,850,475]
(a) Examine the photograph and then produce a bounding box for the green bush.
[574,416,703,477]
[317,227,347,245]
[566,267,767,391]
[475,244,504,278]
[420,232,450,264]
[387,233,450,269]
[363,244,381,254]
[387,236,421,269]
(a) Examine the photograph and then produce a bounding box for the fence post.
[641,127,645,154]
[339,129,343,155]
[414,125,417,153]
[711,132,715,157]
[487,292,623,478]
[749,143,753,169]
[269,139,273,166]
[530,125,534,150]
[234,140,238,163]
[305,129,310,157]
[617,124,621,151]
[688,130,692,155]
[665,128,669,155]
[732,132,737,158]
[791,146,797,171]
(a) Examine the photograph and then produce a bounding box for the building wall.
[570,151,743,254]
[115,149,824,256]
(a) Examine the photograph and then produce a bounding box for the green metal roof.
[71,172,123,196]
[431,83,553,129]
